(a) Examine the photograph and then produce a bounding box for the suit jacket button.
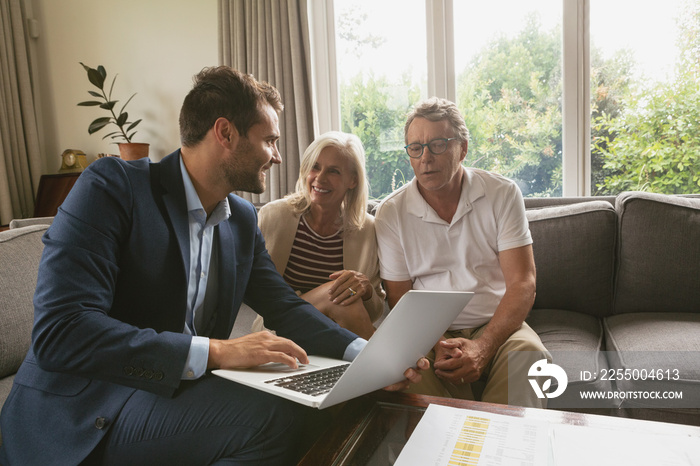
[95,417,107,430]
[124,366,134,376]
[144,370,153,379]
[153,371,164,381]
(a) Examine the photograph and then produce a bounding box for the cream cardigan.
[258,198,386,322]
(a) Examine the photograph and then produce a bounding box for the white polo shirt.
[375,167,532,329]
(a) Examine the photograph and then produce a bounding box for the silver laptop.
[212,290,473,409]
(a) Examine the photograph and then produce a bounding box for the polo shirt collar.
[405,166,485,225]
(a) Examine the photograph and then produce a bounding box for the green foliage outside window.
[593,0,700,194]
[340,74,419,199]
[339,1,700,199]
[457,15,563,197]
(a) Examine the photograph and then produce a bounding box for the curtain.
[218,0,314,203]
[0,0,42,224]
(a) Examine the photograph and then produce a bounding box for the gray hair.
[404,97,470,143]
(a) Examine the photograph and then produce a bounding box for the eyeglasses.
[404,138,460,158]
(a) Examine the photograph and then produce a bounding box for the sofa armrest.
[9,217,54,229]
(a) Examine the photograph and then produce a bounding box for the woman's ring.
[460,378,464,384]
[348,287,357,296]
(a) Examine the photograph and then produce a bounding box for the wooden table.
[298,391,700,465]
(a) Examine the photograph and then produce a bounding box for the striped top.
[283,215,344,293]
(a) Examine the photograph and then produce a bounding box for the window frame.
[310,0,592,196]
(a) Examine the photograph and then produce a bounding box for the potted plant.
[77,62,148,160]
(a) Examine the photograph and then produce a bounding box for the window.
[332,0,427,199]
[453,1,563,197]
[590,0,700,195]
[311,0,700,198]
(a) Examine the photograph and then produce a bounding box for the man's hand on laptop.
[382,357,430,391]
[207,332,309,370]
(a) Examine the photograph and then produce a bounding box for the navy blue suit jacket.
[0,151,356,465]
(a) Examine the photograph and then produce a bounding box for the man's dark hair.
[179,66,283,147]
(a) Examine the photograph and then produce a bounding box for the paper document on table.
[394,404,550,466]
[395,404,700,466]
[550,423,700,466]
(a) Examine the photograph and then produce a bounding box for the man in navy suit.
[0,67,426,465]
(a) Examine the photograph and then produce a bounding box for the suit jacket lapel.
[157,151,191,275]
[155,152,239,339]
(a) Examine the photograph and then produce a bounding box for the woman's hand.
[328,270,372,305]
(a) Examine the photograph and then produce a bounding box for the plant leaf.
[116,112,128,127]
[78,101,103,106]
[89,116,111,125]
[100,101,117,110]
[88,91,102,98]
[88,117,111,134]
[87,68,104,89]
[97,65,106,80]
[127,131,138,141]
[101,131,121,140]
[108,75,118,100]
[119,93,137,114]
[127,119,142,131]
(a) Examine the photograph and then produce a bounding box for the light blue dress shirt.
[178,158,365,380]
[180,158,229,379]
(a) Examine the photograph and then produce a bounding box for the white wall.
[32,0,218,173]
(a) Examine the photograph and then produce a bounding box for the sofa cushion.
[0,225,48,378]
[527,309,605,353]
[527,201,616,317]
[526,309,615,408]
[605,312,700,353]
[614,192,700,314]
[604,312,700,408]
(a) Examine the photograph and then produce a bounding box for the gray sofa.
[0,223,51,447]
[525,191,700,425]
[1,191,698,450]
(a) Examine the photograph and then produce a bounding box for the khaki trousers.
[405,322,550,409]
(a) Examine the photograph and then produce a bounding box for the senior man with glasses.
[374,97,550,408]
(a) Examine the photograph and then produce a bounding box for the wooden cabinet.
[33,173,80,217]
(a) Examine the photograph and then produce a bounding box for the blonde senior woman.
[252,131,385,339]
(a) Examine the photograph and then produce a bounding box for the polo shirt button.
[95,417,107,430]
[186,370,195,378]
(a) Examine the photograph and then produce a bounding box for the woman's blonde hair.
[286,131,369,234]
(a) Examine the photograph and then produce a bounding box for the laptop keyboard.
[265,364,350,396]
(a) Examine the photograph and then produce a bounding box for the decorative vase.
[118,143,150,161]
